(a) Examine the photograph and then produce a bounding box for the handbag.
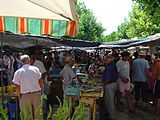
[64,73,80,96]
[65,84,80,96]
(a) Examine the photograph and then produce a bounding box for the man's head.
[20,55,30,64]
[29,55,36,65]
[103,54,113,64]
[121,51,130,61]
[139,51,146,58]
[8,52,13,58]
[154,50,160,59]
[64,55,75,67]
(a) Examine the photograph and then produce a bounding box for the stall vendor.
[60,55,77,96]
[102,54,118,120]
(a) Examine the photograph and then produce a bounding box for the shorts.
[118,81,131,93]
[153,80,160,99]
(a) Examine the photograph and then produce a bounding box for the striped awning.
[0,0,79,37]
[0,17,76,37]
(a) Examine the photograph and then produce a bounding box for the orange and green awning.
[0,16,77,37]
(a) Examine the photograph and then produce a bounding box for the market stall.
[0,1,79,119]
[76,73,104,120]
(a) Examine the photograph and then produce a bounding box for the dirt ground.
[116,105,155,120]
[115,99,155,120]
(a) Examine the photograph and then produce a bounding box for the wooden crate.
[80,91,103,98]
[81,97,94,107]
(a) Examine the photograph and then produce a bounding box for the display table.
[80,91,103,120]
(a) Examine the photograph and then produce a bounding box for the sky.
[79,0,133,35]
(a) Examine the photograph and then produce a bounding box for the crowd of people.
[0,48,160,120]
[102,50,160,120]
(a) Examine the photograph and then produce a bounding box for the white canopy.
[0,0,78,21]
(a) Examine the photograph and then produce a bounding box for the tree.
[105,1,160,40]
[127,2,160,38]
[132,0,160,14]
[76,2,105,42]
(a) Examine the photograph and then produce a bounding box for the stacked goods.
[0,85,15,94]
[6,85,15,94]
[80,77,103,93]
[0,86,7,93]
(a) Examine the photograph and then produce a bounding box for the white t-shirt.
[34,60,47,74]
[116,60,130,81]
[12,64,41,94]
[7,57,15,69]
[34,60,49,94]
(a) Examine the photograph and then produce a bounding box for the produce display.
[80,76,103,93]
[0,85,15,94]
[6,85,15,94]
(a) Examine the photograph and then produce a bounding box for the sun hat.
[139,51,146,56]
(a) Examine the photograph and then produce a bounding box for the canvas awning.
[51,38,101,47]
[100,33,160,49]
[0,0,79,37]
[1,32,63,48]
[0,32,100,48]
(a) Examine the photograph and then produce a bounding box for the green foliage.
[105,32,118,42]
[76,2,105,42]
[132,0,160,15]
[20,110,24,120]
[0,95,85,120]
[0,103,8,120]
[0,94,52,120]
[126,3,160,38]
[47,105,52,120]
[105,0,160,41]
[26,102,31,120]
[71,103,85,120]
[20,94,52,120]
[55,96,71,120]
[55,96,86,120]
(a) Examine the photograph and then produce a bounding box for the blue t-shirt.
[133,58,149,82]
[50,67,62,75]
[103,63,118,82]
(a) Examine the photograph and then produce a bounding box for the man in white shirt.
[116,51,134,112]
[30,55,47,93]
[12,55,43,120]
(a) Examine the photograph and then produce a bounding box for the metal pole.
[0,32,4,104]
[72,47,75,59]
